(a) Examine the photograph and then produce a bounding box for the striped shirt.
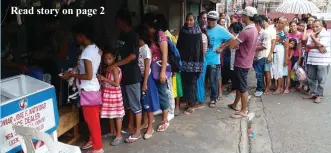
[307,29,331,66]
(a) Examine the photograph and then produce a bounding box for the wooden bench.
[57,105,80,144]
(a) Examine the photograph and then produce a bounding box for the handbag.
[78,60,102,106]
[80,90,102,106]
[151,60,171,80]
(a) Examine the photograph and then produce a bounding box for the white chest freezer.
[0,75,60,153]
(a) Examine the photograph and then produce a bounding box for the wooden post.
[181,0,186,26]
[200,0,203,12]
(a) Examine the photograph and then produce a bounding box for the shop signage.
[0,88,59,153]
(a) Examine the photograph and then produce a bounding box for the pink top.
[149,31,167,62]
[288,32,303,57]
[235,24,259,69]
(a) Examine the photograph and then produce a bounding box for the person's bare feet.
[141,123,148,130]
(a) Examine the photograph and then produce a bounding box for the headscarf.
[180,14,202,34]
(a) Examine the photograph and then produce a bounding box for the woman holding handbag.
[61,21,103,153]
[143,13,171,132]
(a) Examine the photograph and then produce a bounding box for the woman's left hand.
[160,72,167,84]
[61,72,72,80]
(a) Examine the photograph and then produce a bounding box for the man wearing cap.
[205,11,233,108]
[228,6,259,119]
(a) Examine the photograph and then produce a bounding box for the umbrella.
[275,0,321,14]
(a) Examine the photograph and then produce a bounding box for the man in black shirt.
[111,9,142,143]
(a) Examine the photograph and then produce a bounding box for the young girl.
[135,25,158,139]
[98,49,124,146]
[284,38,297,94]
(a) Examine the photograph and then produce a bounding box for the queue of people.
[59,7,330,153]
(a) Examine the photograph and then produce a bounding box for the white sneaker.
[254,91,263,97]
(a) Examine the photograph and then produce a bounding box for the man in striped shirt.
[305,19,331,103]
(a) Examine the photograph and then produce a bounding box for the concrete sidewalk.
[79,70,260,153]
[96,100,247,153]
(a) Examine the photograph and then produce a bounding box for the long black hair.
[142,13,165,46]
[289,38,298,50]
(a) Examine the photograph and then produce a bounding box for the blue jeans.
[253,58,265,92]
[206,65,221,101]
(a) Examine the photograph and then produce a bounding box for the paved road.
[250,72,331,153]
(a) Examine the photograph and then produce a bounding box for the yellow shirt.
[165,30,177,44]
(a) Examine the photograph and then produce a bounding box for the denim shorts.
[264,63,271,72]
[122,83,142,114]
[154,79,170,111]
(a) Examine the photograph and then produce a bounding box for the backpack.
[167,37,182,72]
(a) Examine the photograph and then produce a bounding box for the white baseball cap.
[207,11,219,20]
[241,6,257,17]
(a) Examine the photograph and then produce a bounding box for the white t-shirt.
[265,26,277,57]
[79,44,102,91]
[307,29,331,66]
[138,44,151,75]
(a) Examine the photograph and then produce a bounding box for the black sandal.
[209,101,217,108]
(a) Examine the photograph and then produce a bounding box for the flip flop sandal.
[283,90,290,94]
[157,122,170,132]
[209,101,217,108]
[230,112,248,119]
[125,135,141,143]
[144,129,155,140]
[81,141,93,150]
[314,97,323,103]
[103,134,116,140]
[110,138,122,146]
[121,129,135,135]
[227,104,240,111]
[184,107,195,115]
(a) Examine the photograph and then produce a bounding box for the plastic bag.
[291,62,306,81]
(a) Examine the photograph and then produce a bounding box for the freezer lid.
[1,75,53,104]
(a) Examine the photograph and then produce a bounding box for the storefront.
[1,0,141,152]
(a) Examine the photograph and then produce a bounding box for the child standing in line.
[97,49,124,146]
[284,38,297,94]
[136,25,159,139]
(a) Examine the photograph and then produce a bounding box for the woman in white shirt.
[61,21,103,153]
